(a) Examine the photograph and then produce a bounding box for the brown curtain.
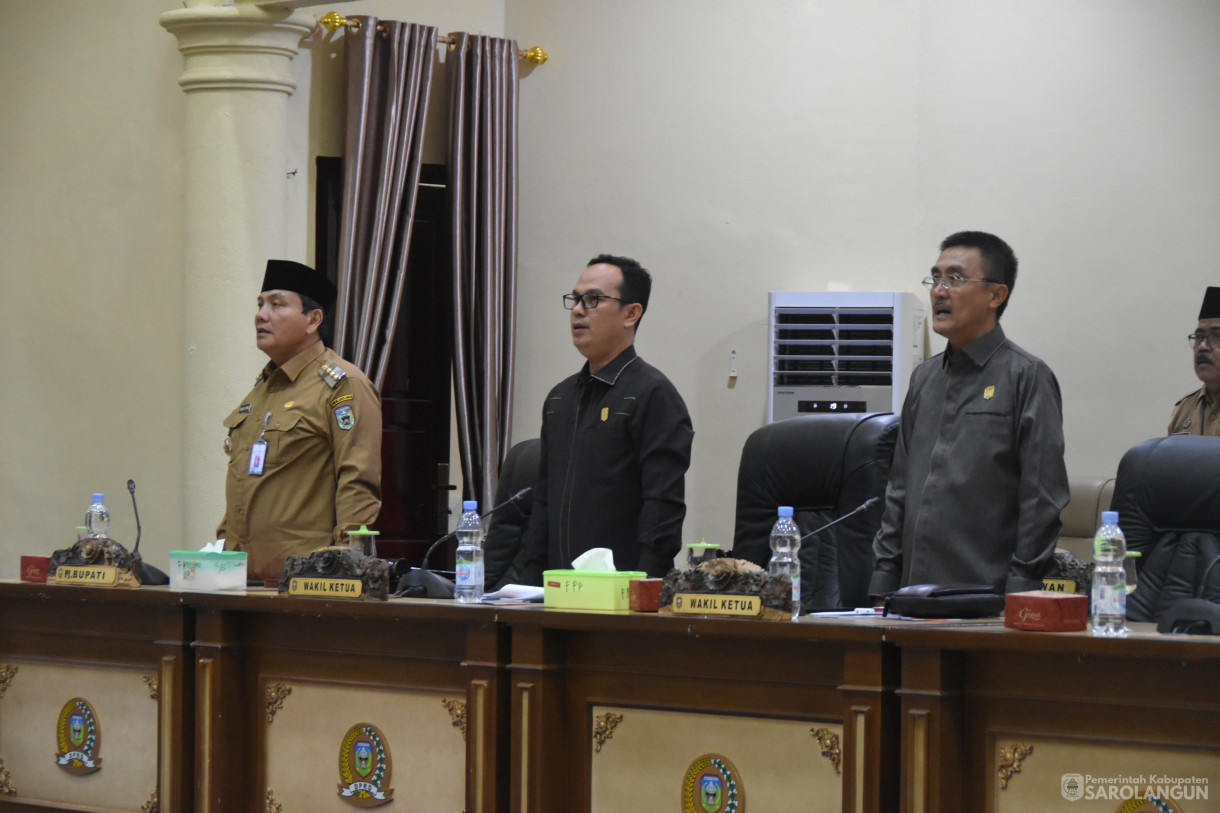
[448,33,520,511]
[334,18,437,390]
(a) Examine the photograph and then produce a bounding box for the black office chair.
[1111,434,1220,626]
[483,437,541,591]
[733,412,900,610]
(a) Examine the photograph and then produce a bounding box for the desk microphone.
[800,497,880,542]
[128,480,142,554]
[128,479,169,585]
[396,487,532,599]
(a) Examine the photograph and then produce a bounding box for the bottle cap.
[346,525,379,537]
[463,500,478,511]
[1102,511,1119,525]
[778,506,794,518]
[91,493,104,503]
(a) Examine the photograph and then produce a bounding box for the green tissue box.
[169,550,247,591]
[543,569,646,611]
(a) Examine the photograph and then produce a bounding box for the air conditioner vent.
[768,292,926,422]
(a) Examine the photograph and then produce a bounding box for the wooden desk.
[0,583,193,813]
[6,581,1217,813]
[506,609,899,813]
[886,621,1220,813]
[185,591,510,813]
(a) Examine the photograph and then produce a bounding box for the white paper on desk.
[482,584,545,601]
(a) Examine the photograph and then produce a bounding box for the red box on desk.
[20,555,50,583]
[1005,590,1088,631]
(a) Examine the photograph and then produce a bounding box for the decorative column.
[160,5,314,544]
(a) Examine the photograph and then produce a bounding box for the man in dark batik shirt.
[869,232,1069,599]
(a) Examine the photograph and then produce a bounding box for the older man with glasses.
[1169,287,1220,435]
[518,254,694,584]
[868,232,1070,602]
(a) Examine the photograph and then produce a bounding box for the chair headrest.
[737,413,898,507]
[1115,435,1220,529]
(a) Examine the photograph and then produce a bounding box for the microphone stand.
[128,479,169,585]
[395,488,532,599]
[800,497,880,541]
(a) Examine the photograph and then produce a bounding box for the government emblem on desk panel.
[681,753,745,813]
[338,722,394,807]
[54,697,102,775]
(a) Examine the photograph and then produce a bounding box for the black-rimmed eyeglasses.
[562,292,624,310]
[1188,329,1220,349]
[921,275,1002,291]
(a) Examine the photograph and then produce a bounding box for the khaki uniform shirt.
[1168,387,1220,436]
[217,341,382,580]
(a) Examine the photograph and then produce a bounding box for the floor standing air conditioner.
[768,291,926,422]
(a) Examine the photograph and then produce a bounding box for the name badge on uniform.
[248,411,272,476]
[248,440,267,475]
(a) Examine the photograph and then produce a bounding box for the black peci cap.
[260,260,337,310]
[1200,287,1220,320]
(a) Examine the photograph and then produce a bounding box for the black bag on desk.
[883,583,1006,619]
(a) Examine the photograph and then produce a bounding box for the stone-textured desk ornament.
[48,536,143,588]
[659,556,794,621]
[279,547,390,601]
[1043,549,1092,594]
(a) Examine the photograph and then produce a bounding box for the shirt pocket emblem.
[601,407,609,422]
[984,385,995,400]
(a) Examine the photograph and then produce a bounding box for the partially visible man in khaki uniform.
[218,260,382,581]
[1169,286,1220,436]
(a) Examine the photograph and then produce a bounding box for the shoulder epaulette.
[319,361,348,390]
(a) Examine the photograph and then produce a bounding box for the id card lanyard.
[248,411,272,476]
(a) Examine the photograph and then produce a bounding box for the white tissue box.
[169,550,247,591]
[543,569,645,611]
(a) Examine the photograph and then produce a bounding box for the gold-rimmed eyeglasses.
[921,275,1002,291]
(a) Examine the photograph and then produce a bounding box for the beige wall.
[0,0,187,572]
[1,0,1217,577]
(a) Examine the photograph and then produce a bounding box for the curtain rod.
[318,11,549,65]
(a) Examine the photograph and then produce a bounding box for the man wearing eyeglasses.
[518,254,694,584]
[1169,287,1220,435]
[868,232,1069,600]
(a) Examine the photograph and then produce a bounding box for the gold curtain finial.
[319,11,361,35]
[524,46,549,66]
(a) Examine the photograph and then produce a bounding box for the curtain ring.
[346,17,362,35]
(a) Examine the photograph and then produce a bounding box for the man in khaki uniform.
[218,260,382,581]
[1169,286,1220,436]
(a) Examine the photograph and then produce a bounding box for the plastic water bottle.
[769,506,802,621]
[453,500,485,604]
[1090,510,1127,636]
[84,493,110,539]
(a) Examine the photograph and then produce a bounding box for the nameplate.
[1041,578,1077,594]
[671,592,761,617]
[287,577,364,598]
[52,565,119,587]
